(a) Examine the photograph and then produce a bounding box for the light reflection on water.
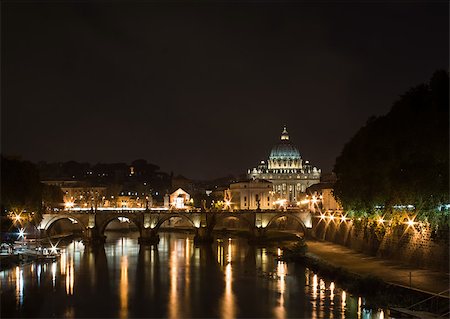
[220,238,235,319]
[1,232,387,318]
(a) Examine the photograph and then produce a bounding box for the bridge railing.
[49,208,309,215]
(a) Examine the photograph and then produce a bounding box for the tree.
[1,156,42,214]
[333,70,449,218]
[41,184,64,211]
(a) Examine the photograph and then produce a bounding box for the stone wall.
[311,217,449,272]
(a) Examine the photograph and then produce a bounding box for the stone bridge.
[38,209,312,245]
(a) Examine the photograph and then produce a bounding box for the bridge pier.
[193,227,213,244]
[83,227,106,246]
[138,228,160,245]
[248,227,268,244]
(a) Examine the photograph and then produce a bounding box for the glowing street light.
[50,243,58,255]
[13,214,22,223]
[274,199,287,207]
[17,228,25,240]
[406,218,415,227]
[65,201,74,210]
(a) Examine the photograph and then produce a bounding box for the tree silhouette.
[333,70,449,219]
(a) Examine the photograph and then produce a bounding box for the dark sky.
[2,1,448,180]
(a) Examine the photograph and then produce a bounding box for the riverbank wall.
[311,217,449,272]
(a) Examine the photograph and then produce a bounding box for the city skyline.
[3,2,448,179]
[2,2,448,318]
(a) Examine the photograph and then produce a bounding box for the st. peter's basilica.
[247,126,321,203]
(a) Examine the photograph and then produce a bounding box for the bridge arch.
[41,215,87,234]
[155,213,197,229]
[265,213,307,236]
[213,214,253,231]
[98,215,143,236]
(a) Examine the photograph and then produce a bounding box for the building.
[169,188,192,210]
[116,191,151,209]
[305,174,342,213]
[248,126,321,203]
[229,179,274,210]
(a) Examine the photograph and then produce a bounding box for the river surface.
[1,232,386,318]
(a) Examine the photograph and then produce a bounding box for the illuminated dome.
[247,125,321,203]
[269,127,301,160]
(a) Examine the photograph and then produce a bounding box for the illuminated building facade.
[248,126,321,203]
[229,179,274,210]
[169,188,192,210]
[61,185,107,209]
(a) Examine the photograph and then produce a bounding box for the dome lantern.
[281,126,289,141]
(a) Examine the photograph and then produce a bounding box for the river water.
[1,232,386,318]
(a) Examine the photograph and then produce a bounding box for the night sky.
[2,2,448,179]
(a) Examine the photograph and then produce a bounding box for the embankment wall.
[311,217,449,272]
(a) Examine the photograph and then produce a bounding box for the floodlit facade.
[248,126,321,203]
[62,186,107,209]
[169,188,191,209]
[229,179,274,210]
[306,182,343,213]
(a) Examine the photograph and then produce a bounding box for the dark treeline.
[333,70,449,221]
[37,159,171,196]
[1,156,43,213]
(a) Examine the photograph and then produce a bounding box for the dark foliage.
[1,156,42,213]
[334,70,449,215]
[41,184,64,210]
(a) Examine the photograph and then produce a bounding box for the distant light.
[320,214,326,220]
[378,218,385,224]
[18,228,25,239]
[340,215,346,222]
[50,245,57,254]
[64,201,74,209]
[329,215,335,221]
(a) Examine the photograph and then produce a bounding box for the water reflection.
[15,266,23,307]
[220,238,236,319]
[51,262,56,288]
[274,260,287,319]
[168,239,179,319]
[120,255,128,319]
[1,233,388,318]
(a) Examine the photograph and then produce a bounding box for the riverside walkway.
[306,240,450,298]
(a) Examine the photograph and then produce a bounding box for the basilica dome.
[269,127,301,160]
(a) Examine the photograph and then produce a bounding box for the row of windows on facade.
[268,159,300,165]
[250,169,318,175]
[275,184,306,191]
